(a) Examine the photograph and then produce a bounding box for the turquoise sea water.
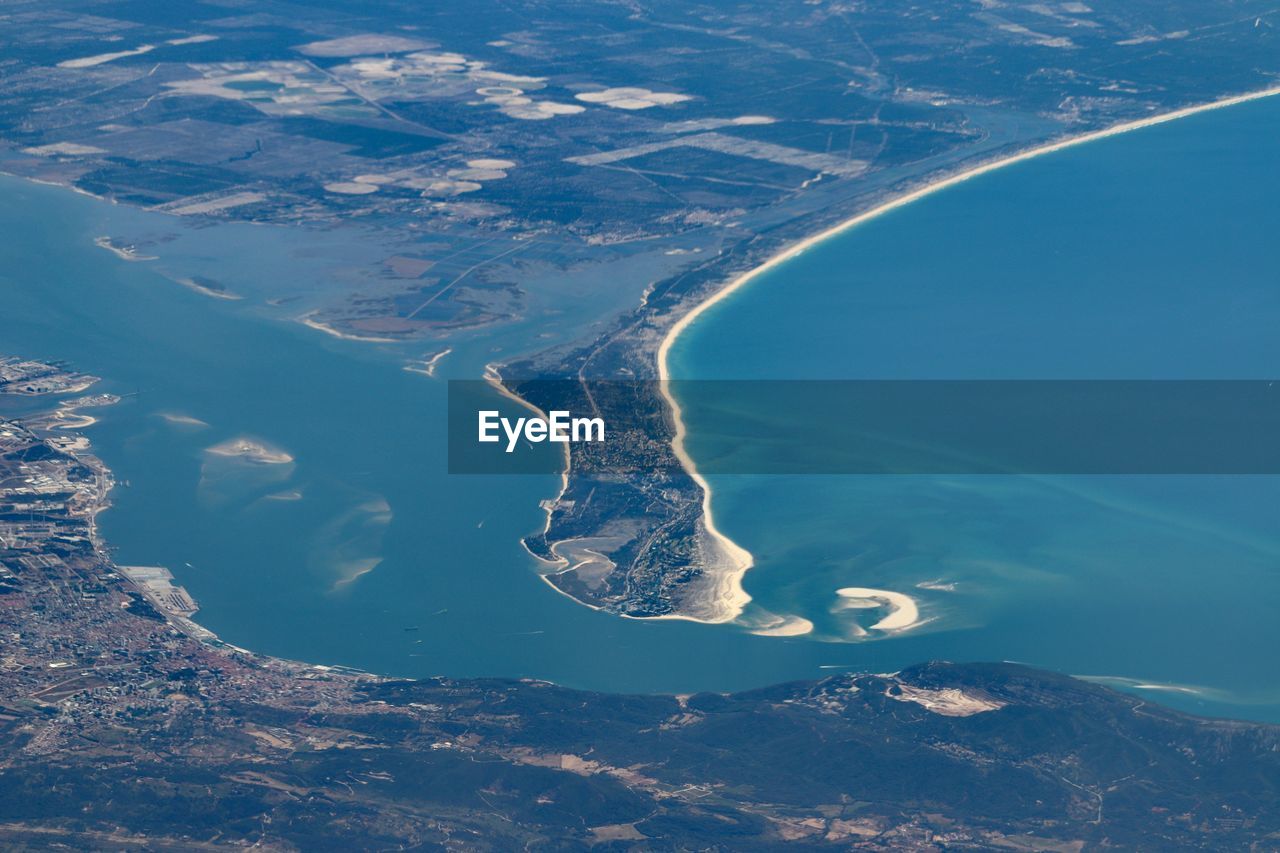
[2,93,1278,721]
[0,177,923,698]
[671,94,1280,718]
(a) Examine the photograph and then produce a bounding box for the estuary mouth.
[5,3,1280,846]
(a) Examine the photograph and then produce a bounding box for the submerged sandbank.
[206,437,294,464]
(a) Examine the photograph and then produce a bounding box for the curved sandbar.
[404,348,452,377]
[835,587,921,632]
[656,85,1280,626]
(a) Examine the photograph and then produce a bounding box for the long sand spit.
[487,365,764,627]
[657,85,1280,629]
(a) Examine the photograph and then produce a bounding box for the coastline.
[487,365,749,626]
[299,312,401,343]
[94,235,157,262]
[655,84,1280,626]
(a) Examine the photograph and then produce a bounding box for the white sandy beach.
[486,362,768,627]
[656,84,1280,629]
[835,587,921,632]
[300,312,400,343]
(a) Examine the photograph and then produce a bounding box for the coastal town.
[0,363,364,728]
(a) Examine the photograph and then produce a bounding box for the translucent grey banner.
[448,380,1280,475]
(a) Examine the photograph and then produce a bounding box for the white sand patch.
[167,35,219,46]
[534,102,587,117]
[409,50,470,66]
[299,313,399,343]
[325,181,380,195]
[889,685,1005,716]
[447,167,507,181]
[576,86,692,110]
[835,587,921,631]
[58,44,155,68]
[748,614,815,637]
[24,142,106,156]
[162,62,364,119]
[480,87,584,120]
[474,69,544,84]
[349,168,495,195]
[663,116,776,133]
[345,58,407,80]
[164,191,265,215]
[296,34,434,57]
[476,86,522,97]
[407,178,482,196]
[467,158,516,169]
[206,437,294,465]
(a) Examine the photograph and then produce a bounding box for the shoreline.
[94,235,157,262]
[487,364,746,626]
[299,312,401,343]
[656,84,1280,626]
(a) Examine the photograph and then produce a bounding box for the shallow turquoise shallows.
[2,92,1277,721]
[670,93,1280,719]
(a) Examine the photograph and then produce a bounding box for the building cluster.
[0,408,381,762]
[0,356,98,396]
